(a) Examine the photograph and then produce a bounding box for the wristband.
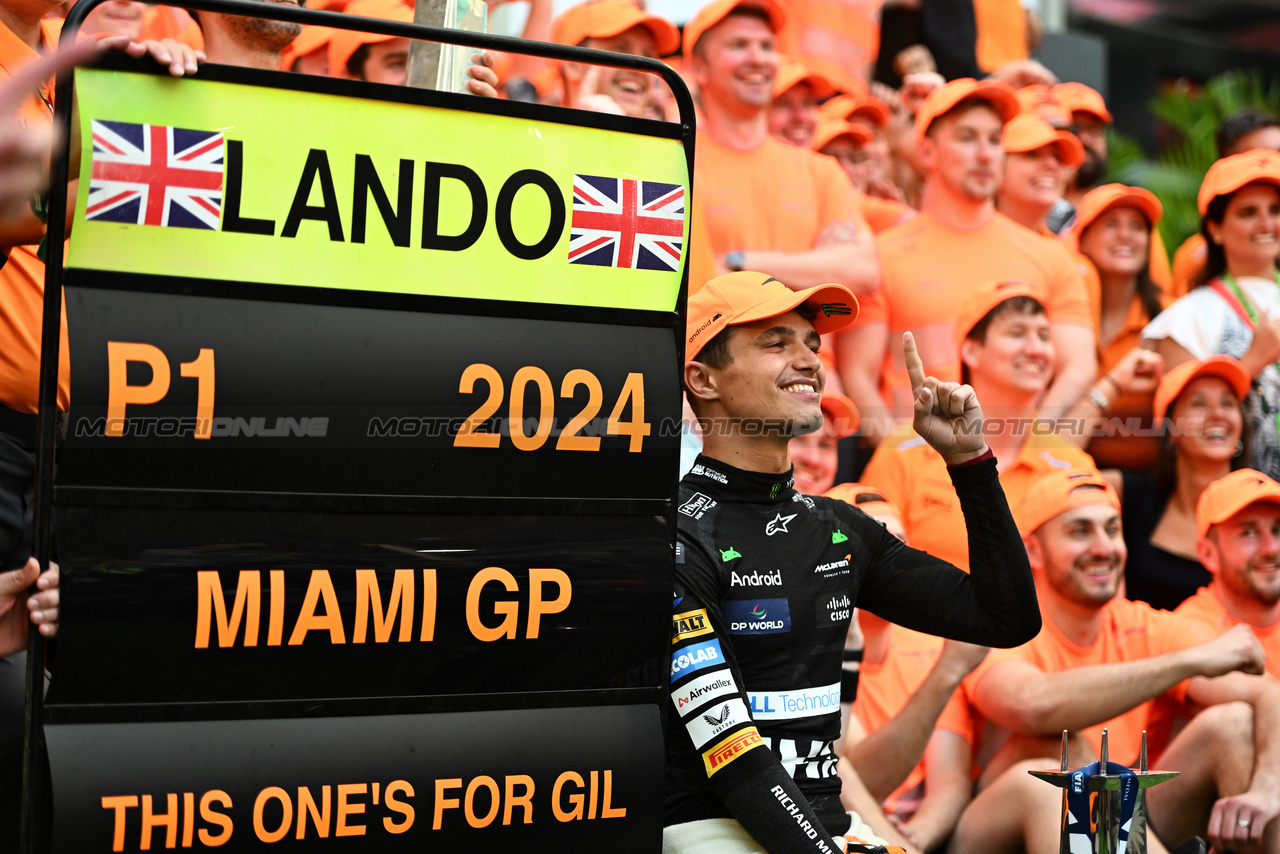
[1089,388,1111,413]
[947,447,993,468]
[1101,374,1122,395]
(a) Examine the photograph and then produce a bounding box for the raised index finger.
[903,331,927,396]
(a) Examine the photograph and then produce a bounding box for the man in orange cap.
[839,79,1095,447]
[950,468,1280,854]
[551,0,679,118]
[767,55,835,147]
[667,270,1039,852]
[861,280,1098,570]
[1052,81,1112,213]
[995,112,1084,234]
[328,0,410,83]
[682,0,880,297]
[1177,469,1280,678]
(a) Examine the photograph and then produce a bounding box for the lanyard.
[1210,272,1280,443]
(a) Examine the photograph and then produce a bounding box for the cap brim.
[1154,358,1253,422]
[732,283,859,336]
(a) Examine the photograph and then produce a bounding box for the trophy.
[1029,729,1178,854]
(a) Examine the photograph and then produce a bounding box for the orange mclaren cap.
[914,77,1019,142]
[1152,355,1251,424]
[1196,148,1280,215]
[685,271,857,362]
[1016,469,1119,536]
[811,117,872,151]
[1052,82,1112,124]
[824,482,902,520]
[281,25,335,70]
[1002,112,1084,167]
[329,0,411,79]
[1197,469,1280,538]
[682,0,787,60]
[1015,84,1051,113]
[1065,184,1162,252]
[820,391,860,437]
[551,0,680,55]
[772,55,835,100]
[953,280,1045,350]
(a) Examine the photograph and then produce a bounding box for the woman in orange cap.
[1067,183,1169,470]
[1101,356,1254,609]
[1143,149,1280,480]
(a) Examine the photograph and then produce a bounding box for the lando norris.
[665,272,1040,854]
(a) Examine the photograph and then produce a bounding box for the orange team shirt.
[1170,233,1206,301]
[857,193,913,234]
[1082,253,1172,471]
[686,204,718,295]
[1175,586,1280,678]
[851,211,1091,419]
[860,422,1097,571]
[778,0,883,93]
[694,132,870,258]
[0,18,71,413]
[972,0,1027,74]
[963,598,1217,763]
[854,624,975,818]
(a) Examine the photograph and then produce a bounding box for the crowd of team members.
[0,0,1279,851]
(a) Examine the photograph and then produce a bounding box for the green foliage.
[1103,69,1280,263]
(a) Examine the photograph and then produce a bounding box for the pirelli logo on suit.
[702,727,764,776]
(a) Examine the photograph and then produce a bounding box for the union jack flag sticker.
[568,175,684,271]
[86,120,225,230]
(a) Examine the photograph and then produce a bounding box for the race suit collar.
[686,455,796,503]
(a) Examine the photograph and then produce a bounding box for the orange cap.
[1014,84,1051,113]
[1196,148,1280,216]
[1002,112,1085,167]
[685,271,857,362]
[914,77,1019,142]
[281,25,335,70]
[1152,355,1251,424]
[811,117,872,151]
[824,482,902,521]
[772,55,835,100]
[329,0,412,79]
[953,280,1045,350]
[1016,468,1119,536]
[1052,82,1112,124]
[1065,184,1162,252]
[1197,469,1280,538]
[551,0,680,55]
[682,0,787,60]
[819,94,891,129]
[820,391,860,437]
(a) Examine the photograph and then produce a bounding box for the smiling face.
[692,13,778,115]
[922,102,1005,202]
[703,310,825,439]
[999,144,1066,217]
[1208,182,1280,278]
[768,81,818,146]
[1077,205,1151,280]
[1168,376,1243,463]
[1202,503,1280,607]
[961,304,1054,396]
[1030,499,1125,608]
[573,25,662,118]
